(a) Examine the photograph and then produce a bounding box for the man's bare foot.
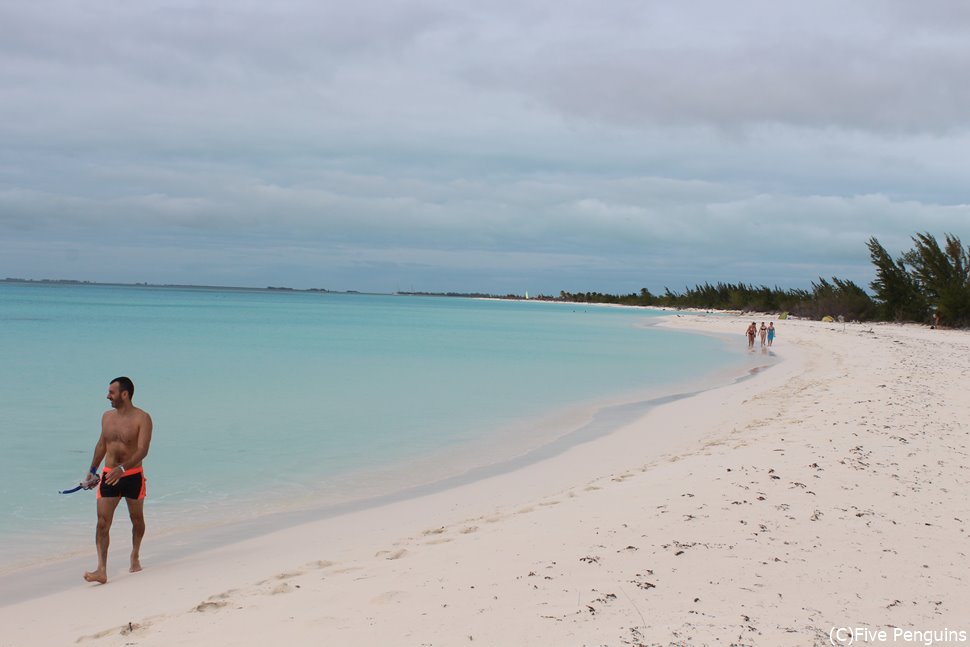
[130,556,142,573]
[83,570,107,584]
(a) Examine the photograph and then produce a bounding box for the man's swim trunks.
[97,466,147,500]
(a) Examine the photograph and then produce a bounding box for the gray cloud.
[1,0,969,293]
[458,0,970,133]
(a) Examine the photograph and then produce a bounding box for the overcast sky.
[2,0,969,294]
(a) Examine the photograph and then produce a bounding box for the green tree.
[903,232,970,325]
[790,277,875,321]
[866,237,927,321]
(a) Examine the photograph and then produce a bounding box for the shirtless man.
[81,377,153,584]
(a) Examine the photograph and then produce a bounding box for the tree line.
[557,232,970,326]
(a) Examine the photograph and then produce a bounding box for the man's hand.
[81,471,100,490]
[104,466,125,486]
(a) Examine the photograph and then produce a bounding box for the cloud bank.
[2,0,968,292]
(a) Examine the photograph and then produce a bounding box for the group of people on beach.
[745,321,775,349]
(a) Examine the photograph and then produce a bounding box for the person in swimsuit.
[745,322,757,349]
[81,376,153,584]
[767,322,776,346]
[759,322,768,347]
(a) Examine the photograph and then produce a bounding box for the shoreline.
[3,314,967,645]
[0,317,772,597]
[1,298,742,574]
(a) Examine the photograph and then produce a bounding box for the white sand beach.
[2,314,968,646]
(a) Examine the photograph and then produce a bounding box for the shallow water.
[0,283,749,569]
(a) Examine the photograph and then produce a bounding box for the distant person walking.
[759,322,768,347]
[82,377,153,585]
[746,322,757,349]
[767,322,776,347]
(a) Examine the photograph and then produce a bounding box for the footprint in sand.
[275,571,303,580]
[331,566,364,575]
[256,571,302,585]
[194,600,228,612]
[78,623,141,642]
[77,615,167,642]
[460,526,479,534]
[208,589,237,600]
[375,548,409,560]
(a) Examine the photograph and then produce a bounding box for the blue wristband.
[90,467,98,475]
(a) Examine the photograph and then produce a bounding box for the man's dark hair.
[111,376,135,399]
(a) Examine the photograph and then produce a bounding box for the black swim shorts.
[97,466,147,500]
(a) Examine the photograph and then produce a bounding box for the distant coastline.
[1,278,365,295]
[8,227,969,327]
[3,278,540,301]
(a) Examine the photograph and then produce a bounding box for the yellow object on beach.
[821,315,834,322]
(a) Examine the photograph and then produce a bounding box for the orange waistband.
[105,465,144,476]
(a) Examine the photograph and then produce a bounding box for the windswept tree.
[867,237,927,322]
[558,232,969,326]
[791,277,875,321]
[903,232,970,326]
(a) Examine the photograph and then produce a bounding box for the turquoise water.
[0,283,746,569]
